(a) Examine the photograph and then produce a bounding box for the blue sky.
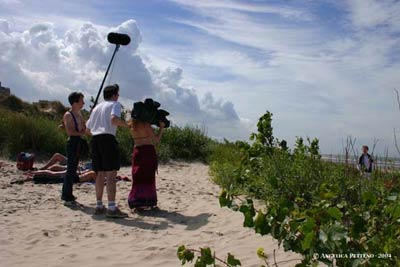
[0,0,399,156]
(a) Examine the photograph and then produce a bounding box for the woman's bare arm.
[146,122,165,144]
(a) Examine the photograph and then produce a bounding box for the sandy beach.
[0,159,300,267]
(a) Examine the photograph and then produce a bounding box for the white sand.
[0,159,301,267]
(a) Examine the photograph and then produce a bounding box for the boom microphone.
[107,32,131,46]
[91,32,131,111]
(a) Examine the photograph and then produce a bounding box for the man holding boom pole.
[86,84,129,218]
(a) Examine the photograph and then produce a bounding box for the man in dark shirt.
[358,145,374,173]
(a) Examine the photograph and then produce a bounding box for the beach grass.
[0,104,215,164]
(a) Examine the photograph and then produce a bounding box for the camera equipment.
[131,98,171,128]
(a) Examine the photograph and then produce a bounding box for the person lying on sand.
[33,153,92,173]
[24,169,96,184]
[22,169,130,184]
[39,153,68,171]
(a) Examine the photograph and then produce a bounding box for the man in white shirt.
[86,84,129,218]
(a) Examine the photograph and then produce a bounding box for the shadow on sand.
[135,208,214,231]
[65,203,213,231]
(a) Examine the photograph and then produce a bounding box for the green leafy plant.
[209,110,400,267]
[177,245,242,267]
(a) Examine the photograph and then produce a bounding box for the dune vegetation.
[2,94,399,266]
[180,112,400,267]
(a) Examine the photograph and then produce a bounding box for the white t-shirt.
[86,101,122,136]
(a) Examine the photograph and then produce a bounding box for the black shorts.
[91,134,120,172]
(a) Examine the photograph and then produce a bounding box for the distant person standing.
[86,84,129,218]
[358,145,374,174]
[62,92,86,205]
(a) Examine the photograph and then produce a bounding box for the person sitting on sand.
[127,119,165,211]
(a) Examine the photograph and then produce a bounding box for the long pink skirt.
[128,145,158,209]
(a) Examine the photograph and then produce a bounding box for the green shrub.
[116,127,134,165]
[211,110,400,267]
[0,107,66,158]
[209,140,246,190]
[0,95,25,112]
[157,126,213,162]
[1,106,217,164]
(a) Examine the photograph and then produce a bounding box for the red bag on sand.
[16,152,35,171]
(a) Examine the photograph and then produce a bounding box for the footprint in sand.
[26,238,40,245]
[97,233,107,238]
[42,229,61,238]
[84,232,94,238]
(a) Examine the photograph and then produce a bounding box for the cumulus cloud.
[0,18,244,139]
[149,66,242,139]
[0,19,9,33]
